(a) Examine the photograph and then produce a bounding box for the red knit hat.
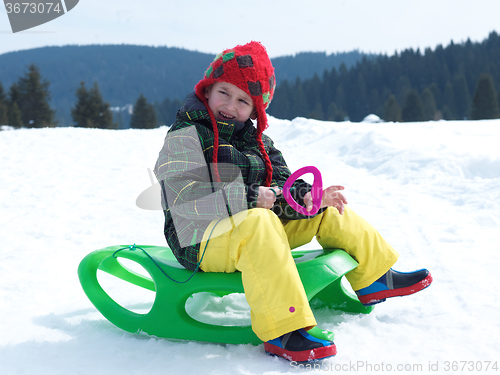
[195,41,276,187]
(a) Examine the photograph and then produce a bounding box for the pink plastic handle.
[283,166,323,216]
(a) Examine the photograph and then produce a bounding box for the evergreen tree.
[8,103,23,128]
[384,95,401,122]
[428,83,443,110]
[154,97,181,126]
[71,82,91,127]
[290,77,308,119]
[401,90,425,122]
[17,64,55,127]
[71,82,116,128]
[335,84,347,115]
[268,80,291,119]
[0,105,7,125]
[421,88,437,121]
[442,81,457,119]
[353,73,368,121]
[309,103,324,120]
[0,82,7,125]
[0,103,7,125]
[7,84,23,127]
[8,83,21,104]
[369,88,382,116]
[130,94,157,129]
[470,73,500,120]
[88,82,116,129]
[452,74,471,119]
[305,74,324,119]
[326,102,346,122]
[320,69,335,111]
[396,76,412,109]
[0,82,5,104]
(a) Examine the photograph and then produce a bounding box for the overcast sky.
[1,0,500,58]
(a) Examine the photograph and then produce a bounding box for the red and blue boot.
[264,328,337,363]
[355,268,433,306]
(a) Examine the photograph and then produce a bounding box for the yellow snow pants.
[198,206,399,342]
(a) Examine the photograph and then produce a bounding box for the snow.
[361,114,383,123]
[1,117,500,374]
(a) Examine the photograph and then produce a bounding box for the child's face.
[205,82,255,123]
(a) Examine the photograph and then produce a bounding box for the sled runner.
[78,245,373,345]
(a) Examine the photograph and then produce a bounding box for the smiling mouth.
[219,111,235,120]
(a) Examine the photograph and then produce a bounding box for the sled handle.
[283,166,323,215]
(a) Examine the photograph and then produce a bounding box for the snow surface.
[1,117,500,374]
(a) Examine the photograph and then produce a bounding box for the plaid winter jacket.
[154,92,321,271]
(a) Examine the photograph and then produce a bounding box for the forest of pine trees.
[0,64,179,129]
[268,31,500,122]
[1,32,500,130]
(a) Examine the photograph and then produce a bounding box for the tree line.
[268,31,500,122]
[0,63,176,129]
[0,45,367,126]
[2,32,500,129]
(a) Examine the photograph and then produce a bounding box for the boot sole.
[264,342,337,362]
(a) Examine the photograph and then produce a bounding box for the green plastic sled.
[78,245,373,345]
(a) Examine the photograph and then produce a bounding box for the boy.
[154,41,432,362]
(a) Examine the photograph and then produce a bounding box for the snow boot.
[264,328,336,362]
[355,268,433,306]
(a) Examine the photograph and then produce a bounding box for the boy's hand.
[256,186,282,209]
[304,185,348,215]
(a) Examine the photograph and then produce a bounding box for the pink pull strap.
[283,166,323,216]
